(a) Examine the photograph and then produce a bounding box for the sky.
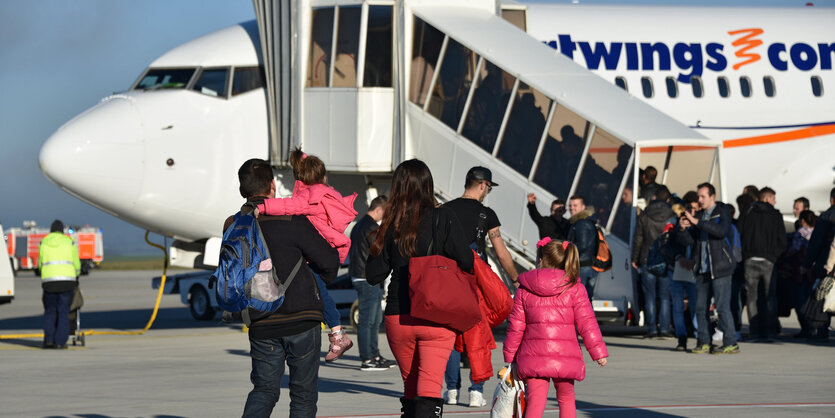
[0,0,831,256]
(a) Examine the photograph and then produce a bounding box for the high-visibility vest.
[39,232,80,283]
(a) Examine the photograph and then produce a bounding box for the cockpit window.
[135,68,195,90]
[193,68,229,98]
[232,66,265,96]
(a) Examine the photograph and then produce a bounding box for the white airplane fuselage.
[39,3,835,247]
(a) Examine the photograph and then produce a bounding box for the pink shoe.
[326,330,353,362]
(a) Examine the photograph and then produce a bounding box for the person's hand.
[684,210,698,226]
[631,262,639,270]
[597,357,607,367]
[512,280,520,289]
[527,193,537,204]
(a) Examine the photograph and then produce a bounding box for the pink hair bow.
[536,237,552,248]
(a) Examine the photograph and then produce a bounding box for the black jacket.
[568,208,598,267]
[366,207,474,316]
[739,201,787,262]
[673,202,736,279]
[631,200,675,266]
[527,202,570,240]
[348,214,378,278]
[225,202,340,339]
[803,204,835,278]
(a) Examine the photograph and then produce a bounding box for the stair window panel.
[496,82,551,177]
[460,60,515,154]
[610,168,635,243]
[574,128,631,228]
[427,38,478,130]
[410,17,445,106]
[308,7,335,87]
[532,105,591,200]
[363,5,393,87]
[332,6,361,87]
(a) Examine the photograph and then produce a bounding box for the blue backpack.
[211,203,302,325]
[646,219,677,276]
[726,223,743,264]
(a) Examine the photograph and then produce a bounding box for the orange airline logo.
[728,28,764,70]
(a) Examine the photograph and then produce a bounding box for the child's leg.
[315,274,342,329]
[554,378,576,418]
[524,377,550,418]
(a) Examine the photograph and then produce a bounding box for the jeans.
[694,274,736,347]
[641,266,671,333]
[444,349,484,394]
[744,258,777,338]
[315,275,341,329]
[243,327,321,418]
[352,279,383,361]
[579,266,598,300]
[670,279,698,338]
[43,289,72,346]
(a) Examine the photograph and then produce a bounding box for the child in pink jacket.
[503,237,609,418]
[255,149,358,361]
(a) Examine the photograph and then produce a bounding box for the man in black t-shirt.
[441,166,518,408]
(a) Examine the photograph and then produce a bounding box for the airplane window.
[332,6,361,88]
[615,77,628,91]
[496,82,551,177]
[574,127,631,229]
[811,76,824,97]
[232,66,265,96]
[427,37,478,130]
[740,76,752,98]
[610,168,634,243]
[410,17,445,106]
[666,77,678,98]
[192,68,229,98]
[533,104,591,199]
[307,7,335,87]
[460,60,515,154]
[501,9,527,32]
[691,76,704,98]
[363,5,393,87]
[718,76,730,98]
[641,77,653,98]
[135,68,195,90]
[763,76,775,97]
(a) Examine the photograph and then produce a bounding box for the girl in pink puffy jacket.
[503,237,609,418]
[255,148,358,362]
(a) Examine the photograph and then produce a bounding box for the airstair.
[253,0,724,323]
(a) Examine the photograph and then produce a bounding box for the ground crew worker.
[39,220,80,349]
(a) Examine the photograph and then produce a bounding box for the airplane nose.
[40,96,144,214]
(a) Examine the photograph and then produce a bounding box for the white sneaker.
[444,389,458,405]
[468,390,487,408]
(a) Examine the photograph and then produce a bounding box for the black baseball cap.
[466,166,498,186]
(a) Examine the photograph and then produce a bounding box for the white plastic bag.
[824,276,835,313]
[491,364,525,418]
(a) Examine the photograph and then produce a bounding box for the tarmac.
[1,269,833,418]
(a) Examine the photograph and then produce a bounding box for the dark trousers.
[43,290,72,346]
[353,279,383,361]
[243,326,321,418]
[695,274,736,347]
[744,258,777,338]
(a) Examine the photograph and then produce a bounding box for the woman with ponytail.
[503,238,609,418]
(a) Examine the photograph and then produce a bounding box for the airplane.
[37,0,834,323]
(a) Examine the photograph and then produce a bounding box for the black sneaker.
[675,336,687,352]
[361,359,388,371]
[373,356,396,368]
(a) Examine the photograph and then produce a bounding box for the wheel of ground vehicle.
[350,299,360,331]
[189,286,216,320]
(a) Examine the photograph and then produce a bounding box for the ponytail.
[537,240,580,286]
[289,147,326,185]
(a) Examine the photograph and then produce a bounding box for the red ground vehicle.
[5,223,103,275]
